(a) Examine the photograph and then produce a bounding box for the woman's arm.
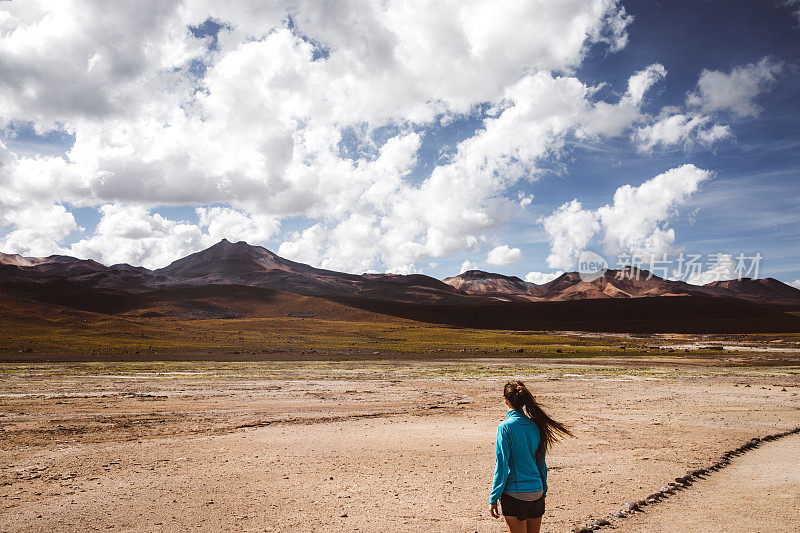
[489,424,510,504]
[535,452,548,496]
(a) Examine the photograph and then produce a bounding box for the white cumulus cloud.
[68,205,208,268]
[0,0,640,271]
[633,113,732,152]
[578,63,666,139]
[541,164,711,270]
[597,164,712,255]
[0,201,77,257]
[459,259,478,274]
[541,200,600,270]
[0,1,743,276]
[525,270,564,284]
[196,207,279,246]
[67,204,278,269]
[686,57,783,117]
[487,245,522,266]
[625,63,667,105]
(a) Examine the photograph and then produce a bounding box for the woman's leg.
[525,517,542,533]
[504,515,527,533]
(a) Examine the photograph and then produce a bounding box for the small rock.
[340,513,348,518]
[623,501,639,512]
[609,510,626,519]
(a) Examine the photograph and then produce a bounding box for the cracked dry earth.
[1,358,799,532]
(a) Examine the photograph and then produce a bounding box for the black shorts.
[500,493,545,521]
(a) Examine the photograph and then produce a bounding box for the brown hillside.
[4,285,399,322]
[333,294,800,333]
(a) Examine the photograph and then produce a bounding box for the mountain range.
[2,239,799,332]
[443,268,800,306]
[1,240,466,304]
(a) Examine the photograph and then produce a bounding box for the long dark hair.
[504,380,573,457]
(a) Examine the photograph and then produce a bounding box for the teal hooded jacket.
[490,409,548,504]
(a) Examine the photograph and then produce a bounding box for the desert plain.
[2,327,800,532]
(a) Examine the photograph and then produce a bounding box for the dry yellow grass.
[0,292,646,357]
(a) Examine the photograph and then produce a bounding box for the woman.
[489,380,573,533]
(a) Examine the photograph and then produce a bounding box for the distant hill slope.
[442,270,544,300]
[702,278,800,305]
[155,240,469,303]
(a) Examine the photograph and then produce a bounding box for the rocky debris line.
[569,426,800,533]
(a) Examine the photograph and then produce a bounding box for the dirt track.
[613,433,800,532]
[1,358,799,532]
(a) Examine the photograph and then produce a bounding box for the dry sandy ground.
[1,358,799,532]
[612,432,800,532]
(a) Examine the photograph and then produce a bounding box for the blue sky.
[466,0,800,282]
[0,0,798,285]
[564,0,800,280]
